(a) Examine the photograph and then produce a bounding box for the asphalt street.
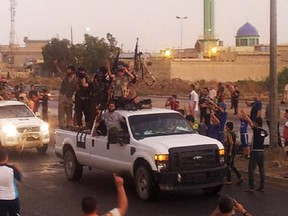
[9,147,288,216]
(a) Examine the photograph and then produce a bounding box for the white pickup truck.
[0,100,50,153]
[55,108,227,200]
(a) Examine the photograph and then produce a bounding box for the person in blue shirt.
[206,110,220,140]
[239,112,250,157]
[245,94,262,122]
[209,94,227,143]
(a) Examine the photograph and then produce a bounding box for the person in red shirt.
[165,94,180,111]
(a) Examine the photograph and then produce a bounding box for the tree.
[42,38,73,76]
[42,33,119,76]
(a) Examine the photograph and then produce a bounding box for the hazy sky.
[0,0,287,52]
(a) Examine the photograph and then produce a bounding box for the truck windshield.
[129,113,196,140]
[0,105,35,118]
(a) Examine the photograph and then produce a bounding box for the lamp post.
[269,0,278,148]
[176,16,187,61]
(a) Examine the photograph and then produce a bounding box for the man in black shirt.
[199,87,211,126]
[241,110,268,192]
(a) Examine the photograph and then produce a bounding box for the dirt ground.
[235,147,288,180]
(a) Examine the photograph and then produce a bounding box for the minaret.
[203,0,214,39]
[196,0,218,58]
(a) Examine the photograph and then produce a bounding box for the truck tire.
[36,144,48,154]
[202,184,223,195]
[64,150,83,180]
[135,163,158,201]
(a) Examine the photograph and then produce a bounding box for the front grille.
[17,126,40,133]
[169,144,220,171]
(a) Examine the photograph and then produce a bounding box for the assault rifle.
[133,38,155,86]
[112,47,120,74]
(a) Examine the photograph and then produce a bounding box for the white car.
[0,100,50,153]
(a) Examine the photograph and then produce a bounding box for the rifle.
[142,61,155,87]
[92,105,104,137]
[134,38,141,73]
[112,48,120,73]
[133,38,155,86]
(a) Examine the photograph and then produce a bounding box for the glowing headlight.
[219,149,225,164]
[219,149,225,156]
[2,124,17,137]
[40,123,49,132]
[155,154,169,172]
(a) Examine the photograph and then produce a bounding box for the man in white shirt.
[0,149,22,216]
[189,84,199,119]
[209,86,217,102]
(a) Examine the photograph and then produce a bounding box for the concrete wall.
[168,60,288,82]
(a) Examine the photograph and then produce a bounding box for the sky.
[0,0,287,53]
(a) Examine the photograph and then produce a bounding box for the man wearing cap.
[58,65,79,128]
[110,64,136,109]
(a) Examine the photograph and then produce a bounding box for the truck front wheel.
[36,144,48,154]
[64,150,83,180]
[135,164,158,201]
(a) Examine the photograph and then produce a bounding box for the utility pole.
[269,0,278,148]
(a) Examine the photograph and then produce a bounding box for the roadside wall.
[171,61,269,82]
[149,57,288,82]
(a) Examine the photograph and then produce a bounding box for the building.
[0,37,49,72]
[236,22,260,47]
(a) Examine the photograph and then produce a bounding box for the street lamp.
[176,16,187,61]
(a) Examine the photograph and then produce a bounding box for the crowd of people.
[56,61,151,130]
[1,68,287,215]
[0,77,50,121]
[164,82,288,193]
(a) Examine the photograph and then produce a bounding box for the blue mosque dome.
[236,22,259,37]
[235,22,260,47]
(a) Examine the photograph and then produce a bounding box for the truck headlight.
[40,123,49,132]
[219,149,225,164]
[2,124,17,137]
[155,154,169,172]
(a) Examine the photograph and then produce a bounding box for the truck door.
[88,121,132,173]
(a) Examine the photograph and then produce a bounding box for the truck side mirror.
[108,127,119,144]
[107,127,130,145]
[119,131,130,144]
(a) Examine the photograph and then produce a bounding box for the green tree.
[277,67,288,93]
[42,38,73,76]
[42,33,119,76]
[263,67,288,93]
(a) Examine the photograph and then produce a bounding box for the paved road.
[9,146,288,216]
